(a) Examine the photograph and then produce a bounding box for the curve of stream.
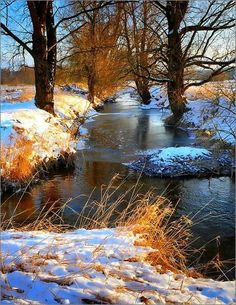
[2,91,235,279]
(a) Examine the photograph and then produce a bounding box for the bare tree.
[1,1,56,114]
[151,0,235,125]
[66,1,125,104]
[1,0,114,114]
[122,1,160,104]
[28,1,56,114]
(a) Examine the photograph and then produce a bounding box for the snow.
[61,84,102,109]
[0,86,25,102]
[141,86,169,110]
[127,146,232,177]
[115,90,139,106]
[182,98,236,144]
[1,91,96,180]
[1,228,235,305]
[152,147,211,163]
[141,83,236,144]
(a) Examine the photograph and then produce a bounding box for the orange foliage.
[67,6,127,100]
[124,200,193,274]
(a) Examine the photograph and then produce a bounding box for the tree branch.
[184,62,234,90]
[0,22,34,57]
[55,1,113,29]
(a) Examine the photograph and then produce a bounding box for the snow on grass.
[1,228,235,305]
[1,100,37,144]
[114,88,141,106]
[1,91,96,184]
[126,146,233,177]
[141,86,169,110]
[0,86,34,103]
[142,83,236,144]
[182,97,236,144]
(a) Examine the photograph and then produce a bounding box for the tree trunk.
[33,36,55,114]
[87,66,96,105]
[135,78,151,105]
[165,1,189,125]
[28,1,56,115]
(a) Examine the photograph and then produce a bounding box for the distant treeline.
[1,66,234,86]
[1,67,35,85]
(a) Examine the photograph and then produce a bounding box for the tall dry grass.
[1,174,233,280]
[1,134,36,182]
[1,174,194,275]
[186,81,235,102]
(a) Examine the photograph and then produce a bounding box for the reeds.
[1,174,193,274]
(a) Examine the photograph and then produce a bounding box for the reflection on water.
[2,96,235,278]
[2,192,36,224]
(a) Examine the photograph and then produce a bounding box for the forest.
[0,1,235,304]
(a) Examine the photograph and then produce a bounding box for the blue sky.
[1,0,34,68]
[1,0,234,70]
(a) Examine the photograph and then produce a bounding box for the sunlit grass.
[1,174,234,283]
[0,134,36,182]
[186,81,235,102]
[1,174,193,275]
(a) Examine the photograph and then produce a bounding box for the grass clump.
[1,134,36,182]
[1,175,194,275]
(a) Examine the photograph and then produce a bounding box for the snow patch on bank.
[141,86,169,110]
[182,98,236,144]
[126,146,232,177]
[1,93,96,181]
[140,84,236,144]
[1,228,235,305]
[151,147,211,164]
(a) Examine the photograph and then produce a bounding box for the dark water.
[2,93,235,279]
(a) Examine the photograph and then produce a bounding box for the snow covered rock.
[126,147,233,177]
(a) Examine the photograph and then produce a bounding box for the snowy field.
[1,228,235,305]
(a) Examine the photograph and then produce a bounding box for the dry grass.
[2,174,233,281]
[1,174,194,275]
[1,134,37,182]
[18,89,35,102]
[1,86,35,102]
[126,204,192,274]
[1,174,233,289]
[186,81,235,102]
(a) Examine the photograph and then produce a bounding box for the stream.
[2,91,235,279]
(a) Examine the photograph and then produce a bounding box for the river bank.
[1,88,99,193]
[126,146,234,178]
[1,83,235,193]
[141,82,235,146]
[1,228,235,305]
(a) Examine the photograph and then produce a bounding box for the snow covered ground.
[141,84,236,145]
[1,228,235,305]
[1,90,97,184]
